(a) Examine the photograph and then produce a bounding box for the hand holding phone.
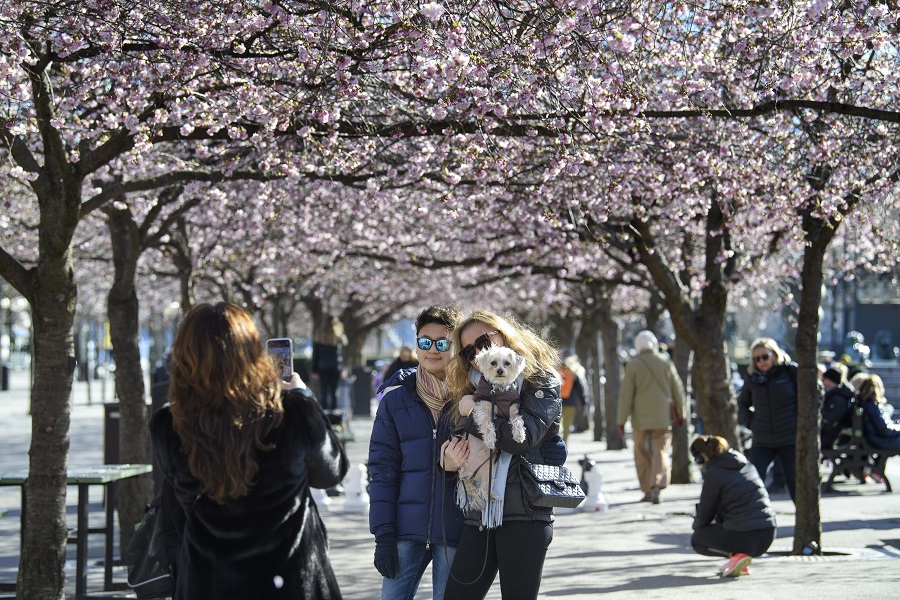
[266,338,294,381]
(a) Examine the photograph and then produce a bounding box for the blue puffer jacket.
[368,368,463,547]
[860,401,900,450]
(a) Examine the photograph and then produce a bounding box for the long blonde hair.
[445,310,559,418]
[168,302,283,503]
[856,374,886,405]
[314,314,347,346]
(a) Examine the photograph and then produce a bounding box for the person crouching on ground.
[690,435,777,578]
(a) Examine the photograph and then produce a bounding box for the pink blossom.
[419,3,445,21]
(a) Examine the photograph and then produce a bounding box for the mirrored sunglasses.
[417,337,451,352]
[459,330,499,362]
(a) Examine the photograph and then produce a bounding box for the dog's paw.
[510,417,526,443]
[482,424,497,449]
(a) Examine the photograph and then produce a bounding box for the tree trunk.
[791,203,845,555]
[670,340,692,483]
[596,297,624,449]
[688,340,737,447]
[589,334,605,441]
[793,246,824,554]
[630,206,740,449]
[168,218,195,313]
[18,263,77,599]
[574,317,596,438]
[106,205,154,554]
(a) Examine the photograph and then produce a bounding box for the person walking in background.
[617,330,686,504]
[151,302,349,599]
[383,345,418,381]
[559,349,588,441]
[312,314,347,411]
[367,305,465,600]
[690,435,777,578]
[441,310,562,600]
[737,337,801,502]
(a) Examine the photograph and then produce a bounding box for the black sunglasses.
[753,353,771,363]
[417,337,451,352]
[459,331,498,361]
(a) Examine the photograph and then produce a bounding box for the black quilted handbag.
[520,460,586,509]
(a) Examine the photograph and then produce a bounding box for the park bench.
[821,402,900,493]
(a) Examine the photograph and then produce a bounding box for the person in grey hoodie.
[690,435,777,578]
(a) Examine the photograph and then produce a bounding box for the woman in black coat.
[690,435,777,578]
[737,337,799,501]
[151,302,349,600]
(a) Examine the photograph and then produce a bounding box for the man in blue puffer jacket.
[368,305,465,600]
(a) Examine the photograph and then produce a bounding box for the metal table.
[1,463,152,600]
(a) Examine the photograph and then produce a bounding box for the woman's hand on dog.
[458,394,476,417]
[440,437,469,472]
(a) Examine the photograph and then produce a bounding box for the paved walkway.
[1,369,899,598]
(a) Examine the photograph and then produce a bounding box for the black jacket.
[151,388,349,600]
[737,363,798,448]
[821,384,854,448]
[693,450,777,532]
[312,342,342,373]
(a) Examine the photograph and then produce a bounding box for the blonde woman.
[737,337,799,502]
[856,374,900,450]
[441,310,561,600]
[312,315,348,410]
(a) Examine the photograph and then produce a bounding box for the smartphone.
[266,338,294,381]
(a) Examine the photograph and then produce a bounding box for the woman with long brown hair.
[151,302,349,599]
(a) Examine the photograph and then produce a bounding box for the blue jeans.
[381,540,456,600]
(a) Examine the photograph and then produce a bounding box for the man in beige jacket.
[617,330,686,503]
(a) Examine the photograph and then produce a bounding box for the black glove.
[540,434,568,466]
[374,533,399,578]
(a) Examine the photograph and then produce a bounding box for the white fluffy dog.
[471,345,527,447]
[457,346,527,511]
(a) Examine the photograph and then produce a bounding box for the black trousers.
[444,520,552,600]
[691,523,776,558]
[750,445,796,501]
[317,369,340,410]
